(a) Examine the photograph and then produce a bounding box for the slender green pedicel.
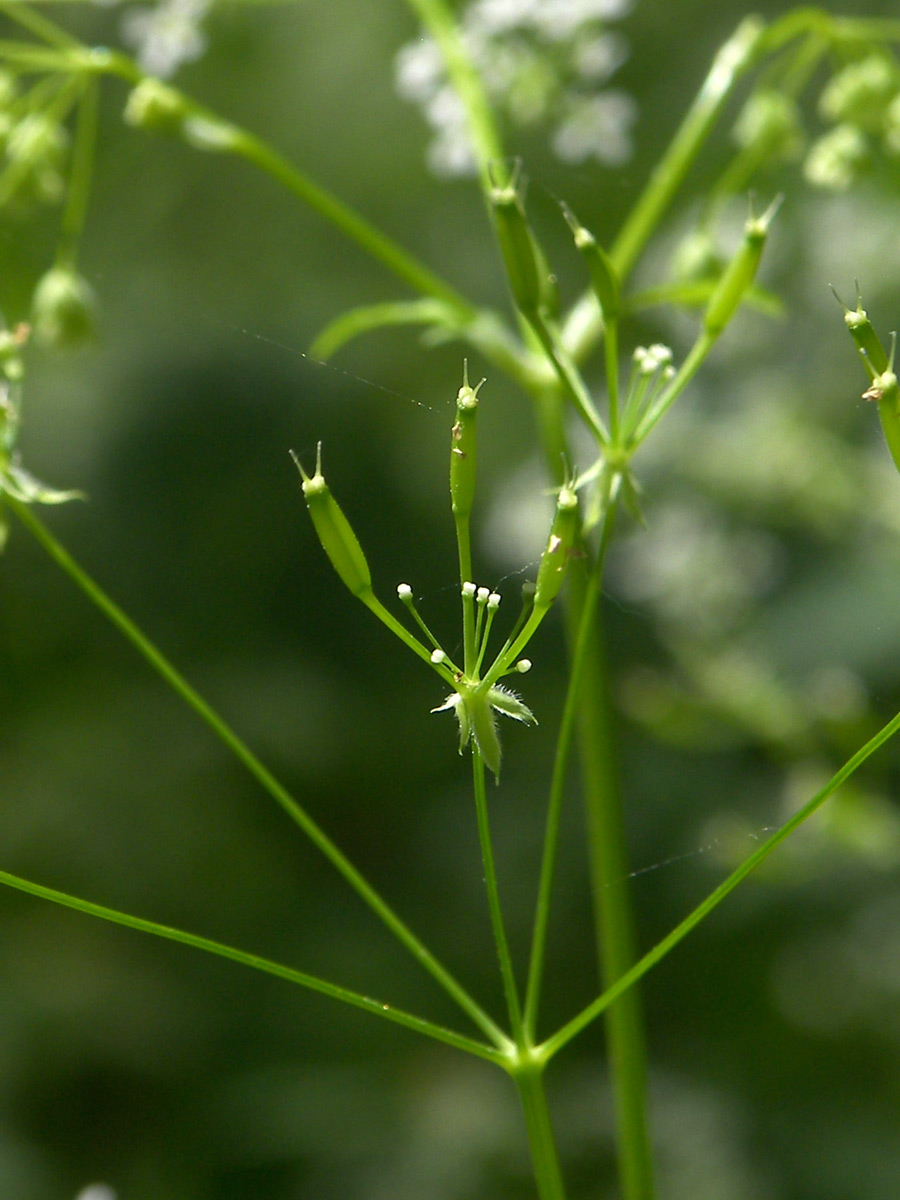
[291,444,373,599]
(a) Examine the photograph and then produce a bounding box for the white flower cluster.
[120,0,211,80]
[394,0,636,177]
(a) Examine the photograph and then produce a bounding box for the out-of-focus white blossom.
[395,0,636,176]
[74,1186,117,1200]
[551,90,636,164]
[121,0,210,79]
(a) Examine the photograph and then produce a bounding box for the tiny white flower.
[551,90,637,165]
[121,0,210,79]
[431,648,446,664]
[75,1187,117,1200]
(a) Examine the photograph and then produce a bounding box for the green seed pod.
[491,181,544,317]
[840,297,890,375]
[534,480,579,611]
[31,266,96,350]
[561,203,619,322]
[703,198,779,339]
[450,364,484,524]
[291,444,373,600]
[123,79,188,136]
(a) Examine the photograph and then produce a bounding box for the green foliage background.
[2,1,900,1197]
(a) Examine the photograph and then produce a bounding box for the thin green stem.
[523,509,618,1042]
[58,76,98,266]
[513,1062,568,1200]
[562,16,767,363]
[402,0,507,195]
[455,515,473,593]
[605,318,620,443]
[11,499,509,1052]
[0,0,79,48]
[229,127,476,317]
[529,311,608,446]
[472,749,524,1042]
[540,698,900,1061]
[566,566,654,1200]
[0,867,505,1065]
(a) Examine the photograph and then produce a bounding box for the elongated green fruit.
[450,365,484,523]
[291,445,373,598]
[703,197,780,339]
[561,202,620,322]
[839,295,891,376]
[491,181,543,317]
[534,480,579,611]
[838,294,900,475]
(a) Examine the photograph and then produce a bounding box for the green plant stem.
[0,0,79,48]
[562,15,767,362]
[229,127,476,317]
[58,76,97,266]
[523,508,617,1042]
[565,568,655,1200]
[539,697,900,1061]
[10,499,509,1052]
[402,0,507,194]
[0,867,505,1065]
[472,749,524,1042]
[512,1061,568,1200]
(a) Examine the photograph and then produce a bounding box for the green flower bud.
[450,364,484,524]
[123,79,188,136]
[669,229,722,285]
[534,479,579,611]
[703,198,779,340]
[803,124,867,191]
[0,70,18,110]
[491,178,551,318]
[31,267,96,349]
[5,113,67,205]
[819,55,899,131]
[732,89,804,162]
[561,202,619,322]
[291,444,373,600]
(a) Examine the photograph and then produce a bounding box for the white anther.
[462,581,476,597]
[488,592,501,609]
[516,659,532,673]
[476,586,490,603]
[431,649,446,664]
[397,583,413,600]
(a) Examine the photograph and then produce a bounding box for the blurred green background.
[3,1,900,1197]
